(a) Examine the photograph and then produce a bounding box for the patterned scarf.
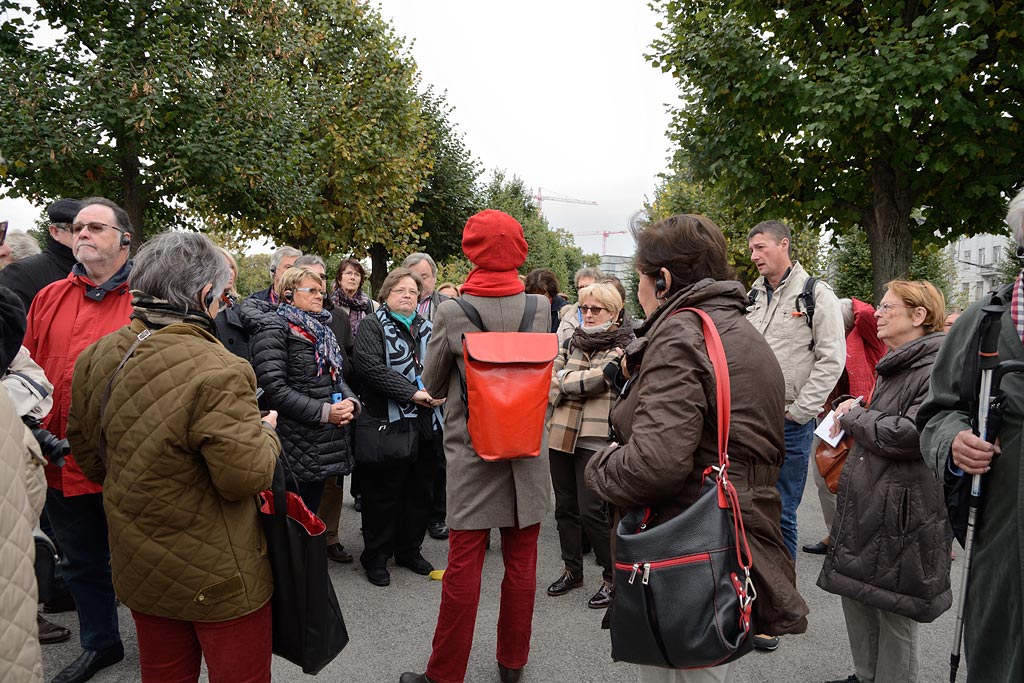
[569,324,634,354]
[276,303,344,377]
[1012,270,1024,343]
[331,288,372,336]
[376,305,433,422]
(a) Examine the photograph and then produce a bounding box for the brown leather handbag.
[815,436,852,494]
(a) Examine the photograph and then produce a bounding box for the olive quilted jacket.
[68,318,281,622]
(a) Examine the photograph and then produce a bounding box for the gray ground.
[41,466,963,682]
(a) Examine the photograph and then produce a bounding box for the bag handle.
[98,328,153,468]
[670,307,755,585]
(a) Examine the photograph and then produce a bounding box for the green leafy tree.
[415,87,483,264]
[823,228,957,304]
[0,0,313,237]
[650,0,1024,302]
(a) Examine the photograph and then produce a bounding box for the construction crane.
[572,230,629,255]
[532,187,597,215]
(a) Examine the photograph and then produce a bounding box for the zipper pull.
[628,563,639,585]
[642,563,651,585]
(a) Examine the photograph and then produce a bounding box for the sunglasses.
[0,220,7,246]
[70,221,125,236]
[580,305,608,315]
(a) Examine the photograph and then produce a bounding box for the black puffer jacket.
[818,332,952,622]
[238,299,359,483]
[0,235,76,313]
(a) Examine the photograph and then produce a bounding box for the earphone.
[120,231,131,248]
[204,291,216,309]
[655,277,667,295]
[284,290,294,302]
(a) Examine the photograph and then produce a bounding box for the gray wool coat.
[422,292,553,530]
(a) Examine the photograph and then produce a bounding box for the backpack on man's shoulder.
[454,296,558,461]
[748,276,821,351]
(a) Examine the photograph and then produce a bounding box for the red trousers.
[426,524,541,683]
[131,601,272,683]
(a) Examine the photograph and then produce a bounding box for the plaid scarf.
[276,303,344,377]
[1012,270,1024,343]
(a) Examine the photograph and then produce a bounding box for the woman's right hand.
[328,400,355,426]
[261,410,278,429]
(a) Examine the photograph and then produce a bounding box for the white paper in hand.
[814,410,845,448]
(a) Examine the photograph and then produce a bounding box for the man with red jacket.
[23,197,133,683]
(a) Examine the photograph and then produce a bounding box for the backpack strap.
[518,295,539,332]
[795,277,818,351]
[455,298,485,331]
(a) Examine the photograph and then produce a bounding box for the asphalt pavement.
[40,466,963,682]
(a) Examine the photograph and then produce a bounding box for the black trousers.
[549,447,612,581]
[358,438,434,569]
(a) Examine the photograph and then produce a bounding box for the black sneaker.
[824,676,859,683]
[428,521,449,540]
[396,553,434,575]
[752,634,780,651]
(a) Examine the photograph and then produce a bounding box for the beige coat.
[746,261,846,424]
[422,292,552,530]
[0,389,46,683]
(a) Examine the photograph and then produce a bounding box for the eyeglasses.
[70,221,125,236]
[0,220,7,246]
[341,270,361,278]
[580,305,608,315]
[52,222,73,233]
[390,288,419,297]
[294,287,324,296]
[878,302,910,314]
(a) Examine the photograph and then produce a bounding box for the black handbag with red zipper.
[610,307,756,669]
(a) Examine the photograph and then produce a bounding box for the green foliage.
[436,257,473,287]
[824,228,956,304]
[650,0,1024,300]
[478,171,588,293]
[646,169,821,289]
[0,0,314,236]
[415,87,483,263]
[231,252,272,299]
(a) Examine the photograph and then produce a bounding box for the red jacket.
[23,265,133,496]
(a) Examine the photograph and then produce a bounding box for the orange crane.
[572,230,628,255]
[532,187,597,215]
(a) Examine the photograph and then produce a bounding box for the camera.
[22,416,69,467]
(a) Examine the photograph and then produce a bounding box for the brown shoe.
[327,543,354,563]
[37,613,71,644]
[546,569,583,596]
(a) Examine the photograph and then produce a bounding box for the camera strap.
[98,328,154,468]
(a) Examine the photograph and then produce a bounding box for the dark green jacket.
[917,287,1024,680]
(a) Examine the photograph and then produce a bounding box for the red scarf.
[459,266,525,297]
[847,297,887,400]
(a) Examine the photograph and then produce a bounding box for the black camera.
[22,416,69,467]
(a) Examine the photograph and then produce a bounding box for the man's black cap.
[46,198,83,224]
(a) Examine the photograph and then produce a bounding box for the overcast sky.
[0,1,680,258]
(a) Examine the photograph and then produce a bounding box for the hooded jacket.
[818,332,952,622]
[585,279,809,635]
[237,298,359,483]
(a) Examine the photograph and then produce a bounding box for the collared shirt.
[764,266,792,306]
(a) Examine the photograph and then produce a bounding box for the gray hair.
[839,298,855,336]
[270,246,303,273]
[574,266,603,288]
[130,232,231,311]
[1008,187,1024,247]
[747,220,791,255]
[78,196,132,236]
[402,252,437,276]
[4,232,41,261]
[293,253,326,271]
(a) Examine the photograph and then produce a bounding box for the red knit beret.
[461,210,528,270]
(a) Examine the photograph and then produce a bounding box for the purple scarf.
[331,288,372,336]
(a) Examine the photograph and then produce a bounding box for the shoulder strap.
[671,307,729,470]
[518,295,538,333]
[957,281,1015,415]
[455,298,485,331]
[747,288,758,308]
[98,328,153,467]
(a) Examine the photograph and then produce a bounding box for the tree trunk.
[863,159,915,304]
[117,132,145,246]
[369,242,390,298]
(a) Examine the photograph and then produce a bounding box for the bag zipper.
[615,552,711,585]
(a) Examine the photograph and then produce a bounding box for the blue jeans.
[777,418,816,560]
[44,489,121,651]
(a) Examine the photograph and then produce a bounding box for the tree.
[650,0,1024,301]
[647,168,821,288]
[823,227,957,304]
[0,0,313,237]
[414,87,482,264]
[479,171,588,293]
